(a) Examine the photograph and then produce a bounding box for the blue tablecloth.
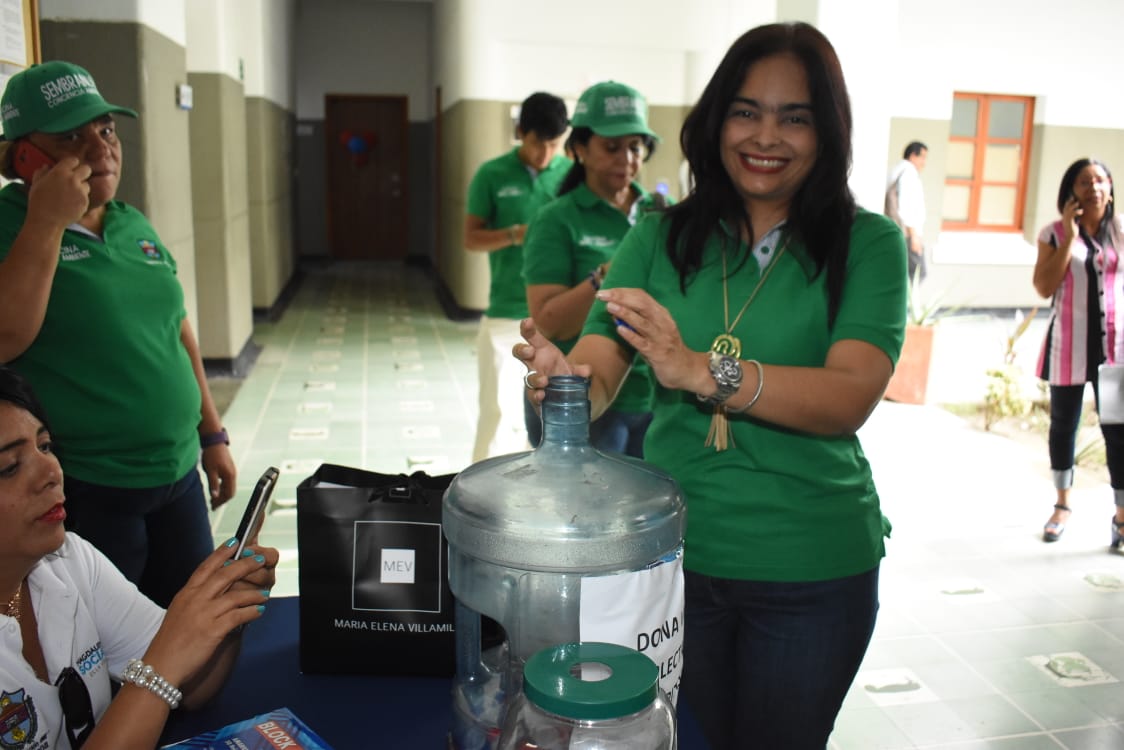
[161,596,709,749]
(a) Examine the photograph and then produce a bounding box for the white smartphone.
[233,467,280,559]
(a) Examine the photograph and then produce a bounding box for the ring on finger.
[523,370,538,389]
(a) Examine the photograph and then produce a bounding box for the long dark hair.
[666,22,856,327]
[0,365,51,431]
[557,126,658,197]
[1057,158,1119,246]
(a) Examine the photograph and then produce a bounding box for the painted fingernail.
[253,554,265,564]
[222,560,233,567]
[260,589,271,598]
[241,549,255,558]
[223,537,238,548]
[257,604,267,613]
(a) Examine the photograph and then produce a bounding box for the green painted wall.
[246,97,295,311]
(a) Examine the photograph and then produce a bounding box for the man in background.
[885,140,928,284]
[465,92,569,460]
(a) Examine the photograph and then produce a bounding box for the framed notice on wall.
[0,0,39,89]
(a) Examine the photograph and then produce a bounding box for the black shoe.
[1112,516,1124,552]
[1043,504,1071,543]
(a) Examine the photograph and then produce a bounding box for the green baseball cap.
[570,81,659,141]
[1,61,137,140]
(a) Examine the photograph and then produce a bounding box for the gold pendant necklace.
[5,583,22,623]
[705,238,788,451]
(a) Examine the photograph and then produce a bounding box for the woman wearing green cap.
[0,61,236,609]
[517,23,906,748]
[521,80,665,457]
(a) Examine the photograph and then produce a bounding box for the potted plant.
[883,272,952,405]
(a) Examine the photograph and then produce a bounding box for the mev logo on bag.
[352,520,443,613]
[381,548,415,584]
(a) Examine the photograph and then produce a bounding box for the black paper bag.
[296,463,456,676]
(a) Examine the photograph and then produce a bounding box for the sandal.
[1112,517,1124,552]
[1043,503,1071,543]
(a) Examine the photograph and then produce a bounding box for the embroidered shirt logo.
[497,186,525,198]
[578,234,615,249]
[0,689,38,749]
[59,244,91,262]
[138,240,161,261]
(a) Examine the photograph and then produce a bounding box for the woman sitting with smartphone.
[0,364,277,749]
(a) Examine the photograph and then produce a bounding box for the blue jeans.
[589,409,652,459]
[1049,383,1124,494]
[526,401,652,460]
[63,467,214,607]
[681,566,880,750]
[524,396,543,449]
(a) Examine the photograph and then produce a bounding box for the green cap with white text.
[570,81,659,141]
[1,61,137,140]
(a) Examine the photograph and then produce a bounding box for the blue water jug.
[443,375,686,749]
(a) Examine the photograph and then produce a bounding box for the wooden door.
[325,95,409,260]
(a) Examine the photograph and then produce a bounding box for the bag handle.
[365,471,452,505]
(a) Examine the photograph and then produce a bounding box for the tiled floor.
[208,261,1124,750]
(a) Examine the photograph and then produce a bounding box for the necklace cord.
[721,238,789,338]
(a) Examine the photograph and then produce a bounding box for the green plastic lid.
[522,642,658,721]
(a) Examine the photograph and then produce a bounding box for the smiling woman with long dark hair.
[515,22,907,748]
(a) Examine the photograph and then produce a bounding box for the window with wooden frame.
[942,93,1035,231]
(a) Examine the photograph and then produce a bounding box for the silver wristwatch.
[702,351,743,406]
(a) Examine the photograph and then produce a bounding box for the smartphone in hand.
[233,467,280,559]
[13,141,56,182]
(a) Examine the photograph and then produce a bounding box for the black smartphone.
[233,467,280,559]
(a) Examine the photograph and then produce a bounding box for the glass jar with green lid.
[498,642,676,749]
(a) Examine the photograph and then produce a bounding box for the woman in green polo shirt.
[517,23,907,749]
[522,80,665,458]
[0,62,236,609]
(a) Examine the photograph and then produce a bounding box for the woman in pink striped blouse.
[1033,157,1124,551]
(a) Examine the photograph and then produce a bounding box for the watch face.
[714,353,741,384]
[717,357,742,383]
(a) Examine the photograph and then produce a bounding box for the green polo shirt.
[584,209,907,582]
[0,184,201,486]
[523,182,668,415]
[466,148,570,319]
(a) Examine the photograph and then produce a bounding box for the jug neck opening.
[541,375,591,445]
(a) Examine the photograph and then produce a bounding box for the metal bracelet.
[725,359,764,415]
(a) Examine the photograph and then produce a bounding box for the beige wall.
[188,72,254,360]
[438,98,688,313]
[439,99,495,312]
[1026,124,1124,243]
[246,97,295,310]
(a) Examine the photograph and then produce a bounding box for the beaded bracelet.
[123,659,182,709]
[725,359,764,415]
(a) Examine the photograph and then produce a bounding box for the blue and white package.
[162,707,334,750]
